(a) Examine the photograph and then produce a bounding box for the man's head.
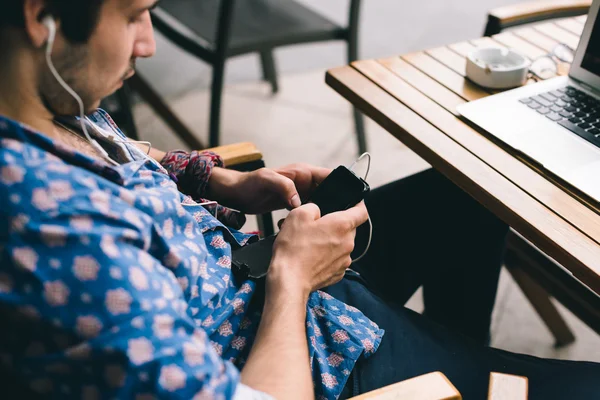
[0,0,157,116]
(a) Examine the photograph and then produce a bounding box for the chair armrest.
[484,0,591,35]
[488,373,528,400]
[206,142,263,167]
[349,372,461,400]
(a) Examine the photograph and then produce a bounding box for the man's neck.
[0,48,57,137]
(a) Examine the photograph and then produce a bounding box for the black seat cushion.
[156,0,344,55]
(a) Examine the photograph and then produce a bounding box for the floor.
[133,0,600,364]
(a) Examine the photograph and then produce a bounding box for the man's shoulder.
[1,137,53,186]
[0,138,94,218]
[1,136,74,179]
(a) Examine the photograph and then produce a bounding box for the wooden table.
[326,16,600,303]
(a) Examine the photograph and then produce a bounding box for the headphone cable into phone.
[348,152,373,263]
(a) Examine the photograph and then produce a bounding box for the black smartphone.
[309,166,370,216]
[232,166,370,279]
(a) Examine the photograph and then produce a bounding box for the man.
[0,0,598,399]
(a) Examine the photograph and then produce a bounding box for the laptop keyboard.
[520,86,600,147]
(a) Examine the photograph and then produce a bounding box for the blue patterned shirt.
[0,111,383,399]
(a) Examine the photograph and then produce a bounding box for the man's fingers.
[310,166,334,185]
[275,164,333,199]
[347,202,369,229]
[292,203,321,221]
[321,202,369,231]
[263,170,301,209]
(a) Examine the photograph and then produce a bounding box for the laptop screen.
[582,15,600,76]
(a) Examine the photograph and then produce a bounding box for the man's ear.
[22,0,57,48]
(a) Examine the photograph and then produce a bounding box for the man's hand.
[242,201,368,399]
[267,202,369,300]
[207,164,331,215]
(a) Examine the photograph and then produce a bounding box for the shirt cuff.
[160,150,224,200]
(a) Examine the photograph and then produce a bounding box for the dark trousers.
[330,169,600,399]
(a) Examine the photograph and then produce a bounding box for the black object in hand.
[232,166,370,279]
[309,166,370,216]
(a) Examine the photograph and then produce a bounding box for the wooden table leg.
[504,238,576,348]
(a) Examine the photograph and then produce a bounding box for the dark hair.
[1,0,105,43]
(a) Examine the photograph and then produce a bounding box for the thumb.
[268,173,301,209]
[321,201,369,231]
[297,203,322,221]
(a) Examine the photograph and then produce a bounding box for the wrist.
[266,261,311,304]
[264,284,309,318]
[207,167,242,201]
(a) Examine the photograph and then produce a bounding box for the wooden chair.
[484,0,592,36]
[482,0,600,348]
[350,372,461,400]
[487,373,528,400]
[348,371,528,400]
[121,0,368,154]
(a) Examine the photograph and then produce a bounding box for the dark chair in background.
[483,0,599,348]
[116,0,366,153]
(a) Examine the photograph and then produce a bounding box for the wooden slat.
[534,22,580,49]
[491,32,546,60]
[491,32,547,59]
[329,62,600,293]
[448,41,477,58]
[209,142,263,166]
[512,26,559,52]
[349,372,461,400]
[556,17,585,35]
[470,36,506,50]
[401,52,488,101]
[575,15,588,23]
[488,373,528,400]
[426,46,469,76]
[379,57,466,114]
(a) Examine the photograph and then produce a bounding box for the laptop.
[457,0,600,202]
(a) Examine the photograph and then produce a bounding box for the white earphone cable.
[348,152,371,182]
[110,138,153,155]
[348,152,372,263]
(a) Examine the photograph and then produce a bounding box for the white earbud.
[42,16,56,47]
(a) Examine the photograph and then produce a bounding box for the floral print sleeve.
[160,150,224,200]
